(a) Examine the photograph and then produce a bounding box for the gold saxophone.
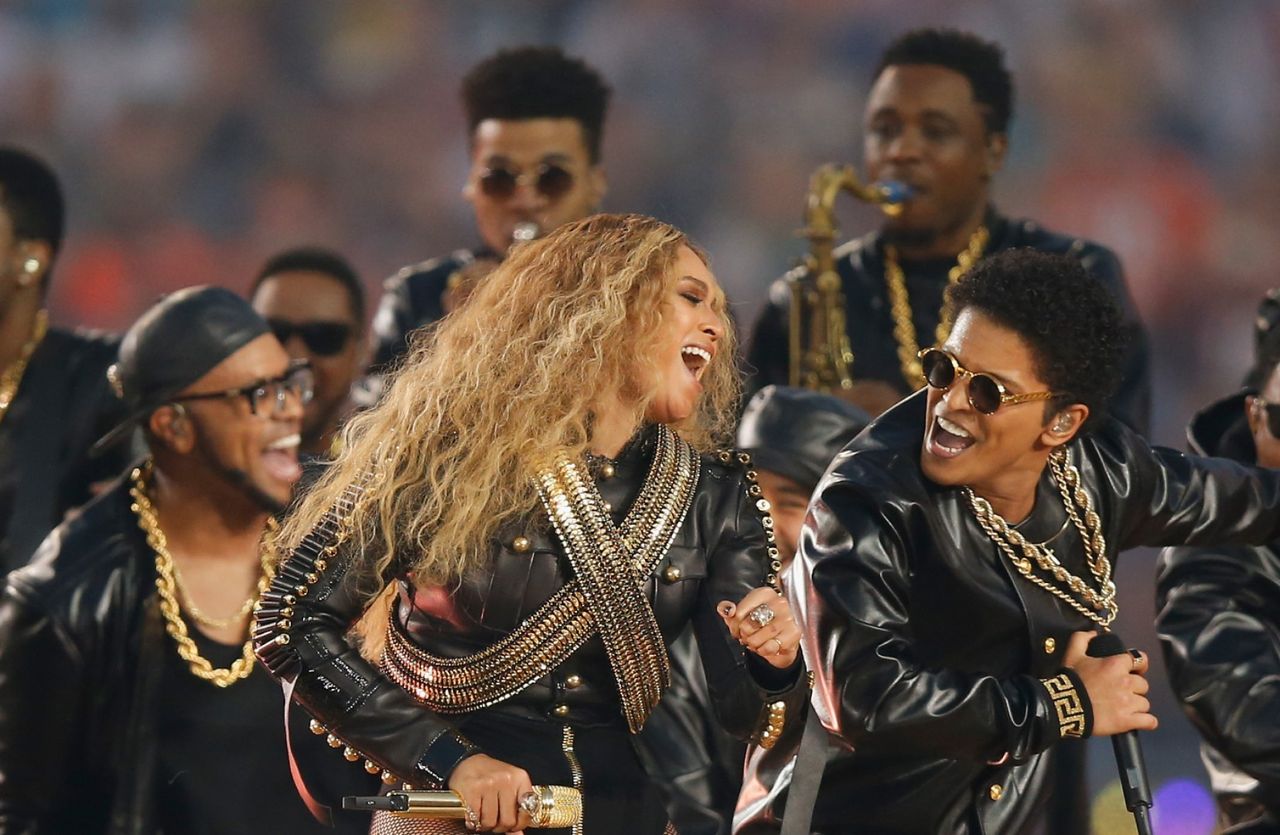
[789,164,908,391]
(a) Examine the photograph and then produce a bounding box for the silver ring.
[519,790,541,815]
[748,603,776,628]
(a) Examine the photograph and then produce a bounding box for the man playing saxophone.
[746,28,1151,434]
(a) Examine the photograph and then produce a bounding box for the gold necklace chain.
[964,448,1118,628]
[0,309,48,428]
[884,226,989,387]
[169,557,260,629]
[129,461,277,687]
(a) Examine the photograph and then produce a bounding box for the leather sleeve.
[1111,430,1280,549]
[793,476,1064,762]
[693,464,806,745]
[254,496,481,788]
[1156,544,1280,796]
[369,273,420,372]
[0,583,87,832]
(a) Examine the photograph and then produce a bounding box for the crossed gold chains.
[129,461,276,686]
[965,448,1118,628]
[884,225,989,386]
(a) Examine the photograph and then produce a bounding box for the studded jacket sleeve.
[692,458,807,746]
[254,487,483,788]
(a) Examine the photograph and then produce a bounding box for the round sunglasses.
[918,348,1059,415]
[477,162,575,201]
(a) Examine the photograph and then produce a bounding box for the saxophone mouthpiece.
[874,181,915,205]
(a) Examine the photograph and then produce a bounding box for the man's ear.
[149,405,195,454]
[1246,395,1262,437]
[1040,403,1089,449]
[587,165,608,209]
[984,131,1008,180]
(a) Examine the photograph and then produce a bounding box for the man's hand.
[1063,630,1158,736]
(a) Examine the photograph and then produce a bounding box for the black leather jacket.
[256,426,806,792]
[0,477,164,834]
[0,327,130,572]
[369,248,493,371]
[1156,393,1280,833]
[745,210,1152,434]
[743,391,1280,834]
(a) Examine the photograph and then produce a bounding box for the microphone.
[873,180,916,206]
[1086,632,1153,835]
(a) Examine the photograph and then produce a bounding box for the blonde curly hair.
[275,213,740,595]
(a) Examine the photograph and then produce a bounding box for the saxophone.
[789,165,911,391]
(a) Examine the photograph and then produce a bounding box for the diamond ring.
[748,603,776,628]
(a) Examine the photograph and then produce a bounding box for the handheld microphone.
[1086,632,1153,835]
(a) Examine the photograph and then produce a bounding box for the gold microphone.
[344,785,582,828]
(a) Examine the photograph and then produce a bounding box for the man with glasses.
[746,28,1150,433]
[1156,289,1280,832]
[745,250,1280,834]
[0,287,374,834]
[371,46,610,370]
[250,247,367,459]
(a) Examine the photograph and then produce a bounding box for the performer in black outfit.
[746,29,1150,433]
[371,46,610,370]
[1156,289,1280,833]
[256,215,806,834]
[0,287,374,834]
[0,147,130,571]
[743,249,1280,834]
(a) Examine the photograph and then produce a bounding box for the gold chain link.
[884,226,989,387]
[964,448,1117,628]
[129,461,277,687]
[0,309,48,428]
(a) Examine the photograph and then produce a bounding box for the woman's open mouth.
[681,345,712,382]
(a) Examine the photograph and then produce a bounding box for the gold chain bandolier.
[964,447,1118,628]
[130,461,277,686]
[883,225,989,387]
[382,425,700,733]
[0,309,48,429]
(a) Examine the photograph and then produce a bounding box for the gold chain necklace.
[884,226,989,387]
[964,448,1117,628]
[0,309,48,429]
[129,461,277,687]
[169,558,260,629]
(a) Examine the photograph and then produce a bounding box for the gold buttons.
[343,746,360,762]
[1043,637,1057,654]
[663,565,683,582]
[552,704,570,718]
[565,674,583,690]
[989,784,1003,801]
[309,719,326,735]
[327,734,343,749]
[512,536,531,553]
[600,462,616,479]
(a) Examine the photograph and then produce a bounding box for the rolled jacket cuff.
[415,728,483,786]
[1040,668,1093,739]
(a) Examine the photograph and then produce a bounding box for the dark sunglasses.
[477,162,575,201]
[267,318,352,357]
[918,348,1059,415]
[1252,397,1280,438]
[171,361,315,417]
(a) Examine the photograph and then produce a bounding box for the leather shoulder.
[381,250,477,293]
[6,478,146,616]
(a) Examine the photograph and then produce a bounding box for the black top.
[154,631,368,835]
[745,210,1152,435]
[369,247,494,372]
[0,327,131,571]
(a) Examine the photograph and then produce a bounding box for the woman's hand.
[1063,630,1158,737]
[447,753,533,833]
[718,587,801,669]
